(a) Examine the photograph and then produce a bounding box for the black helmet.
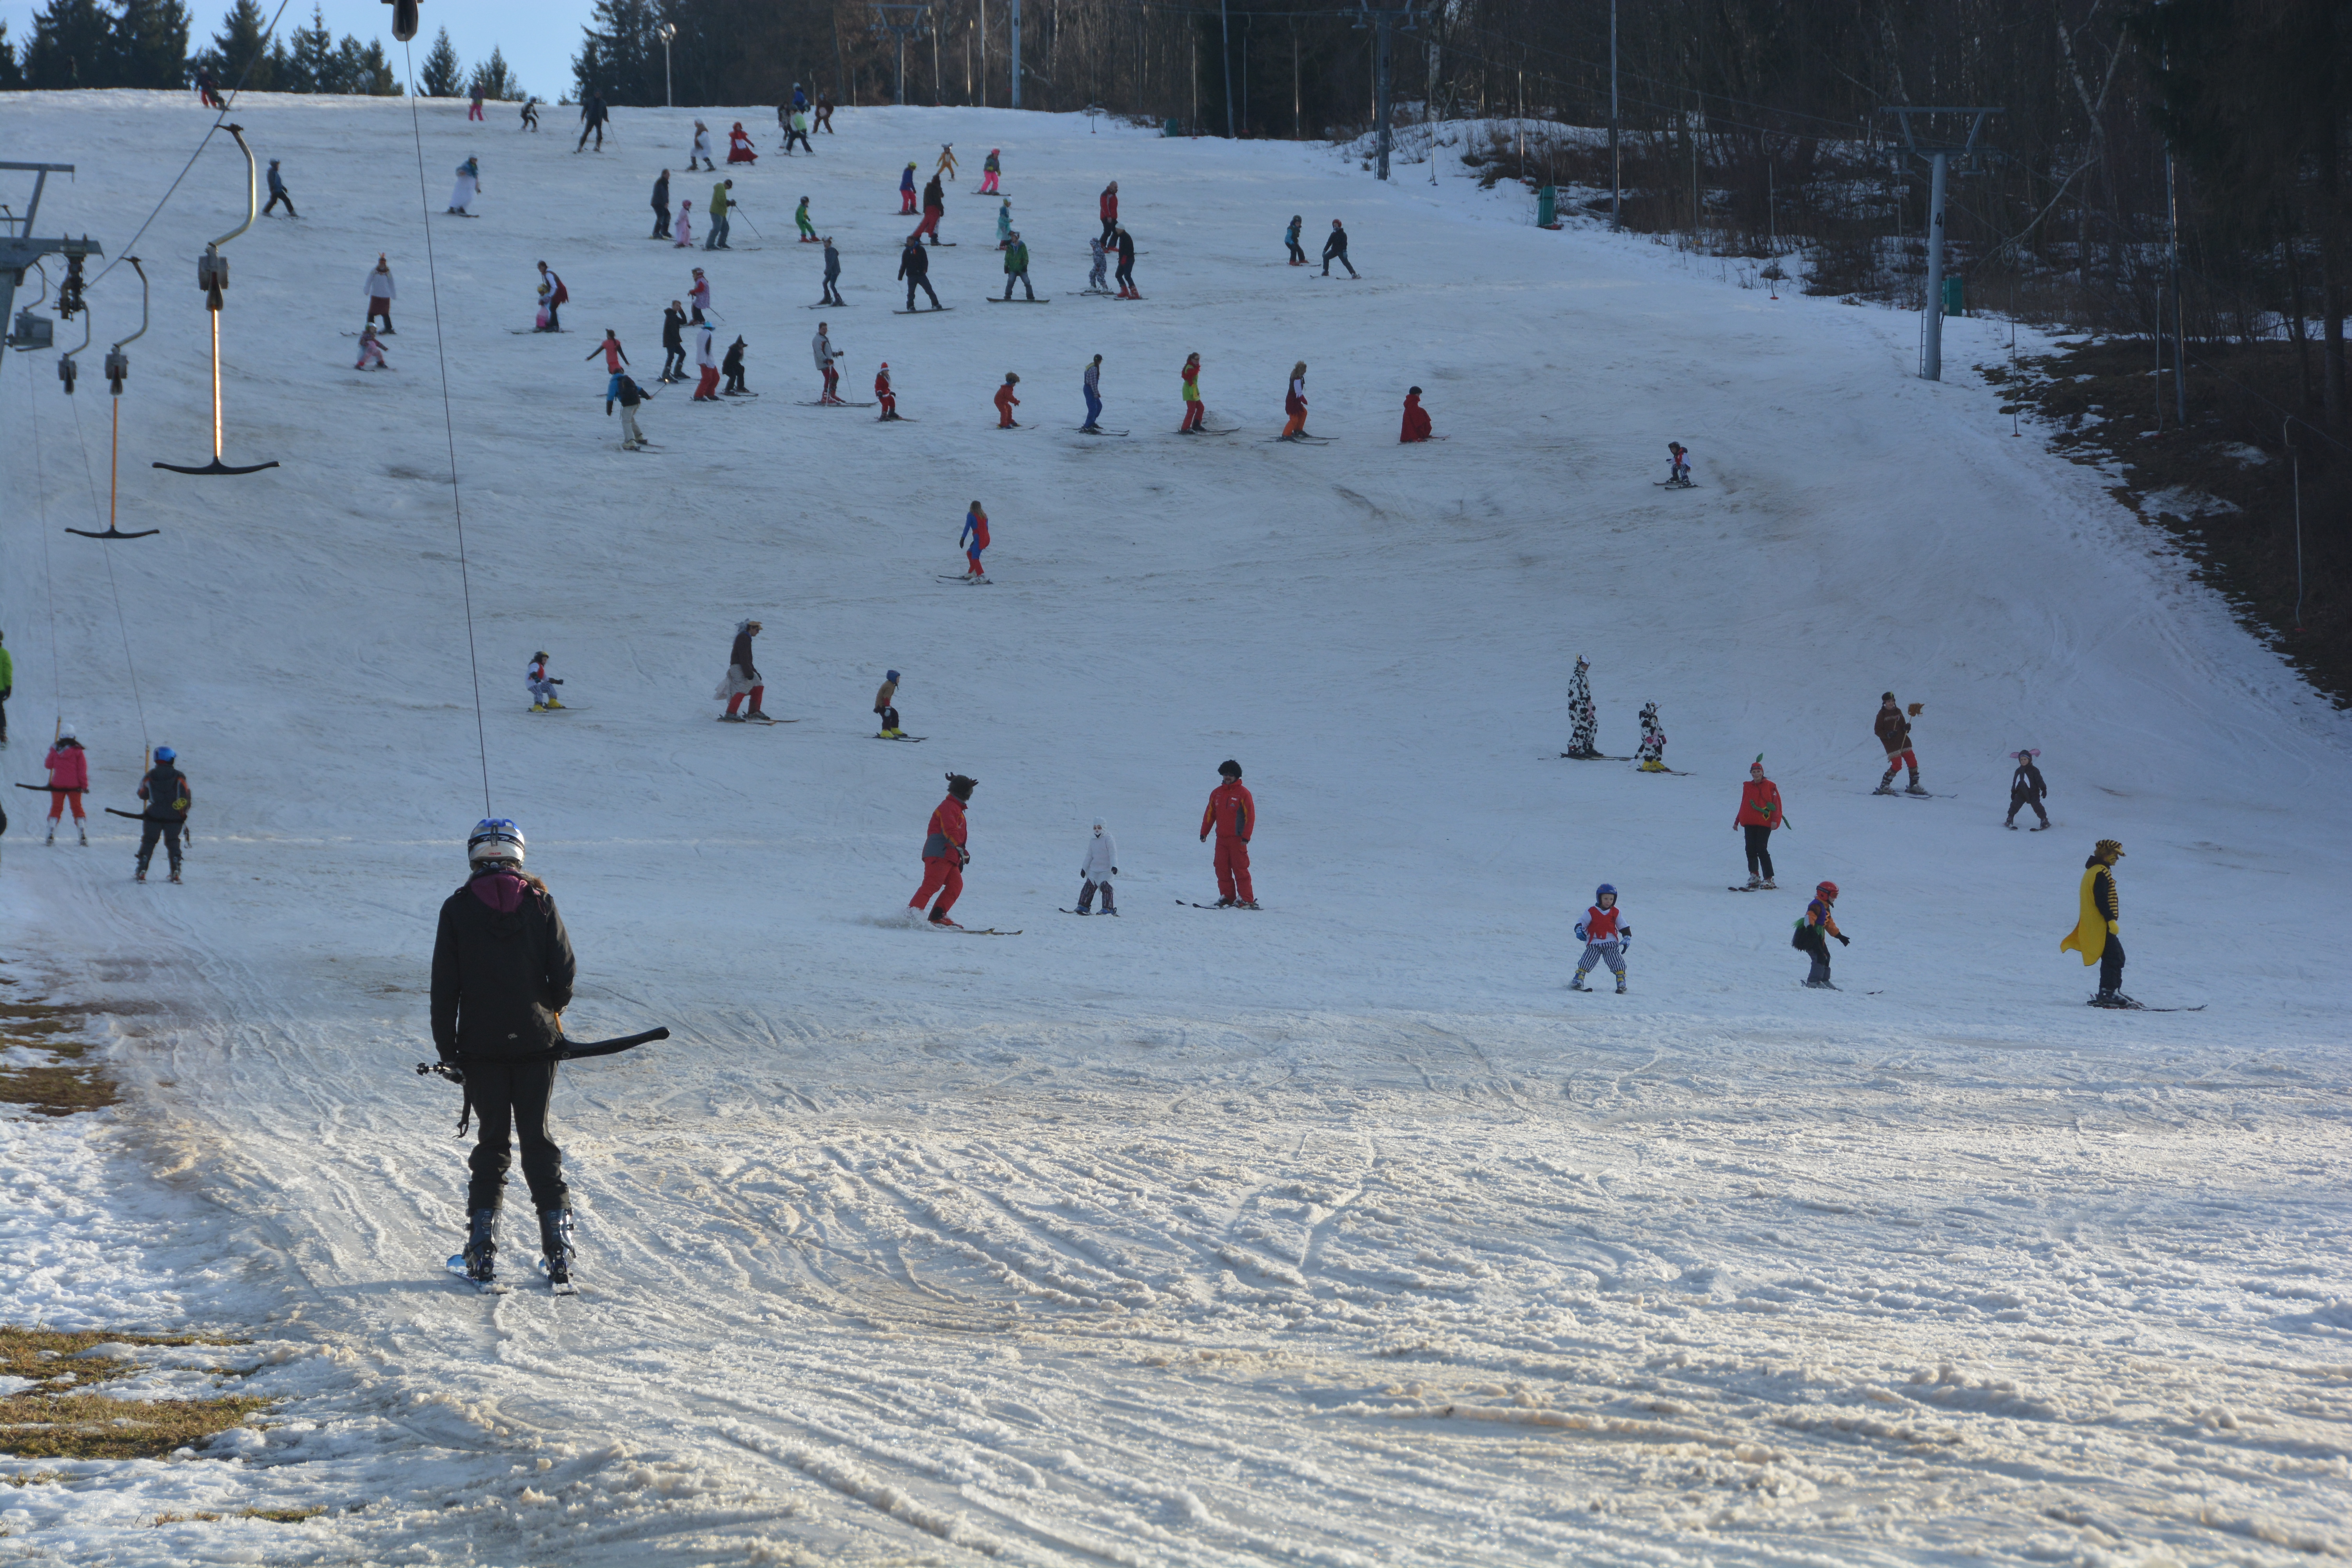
[1218,759,1242,778]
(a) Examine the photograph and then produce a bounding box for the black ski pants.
[577,120,604,152]
[1286,238,1306,263]
[662,345,686,379]
[2099,934,2126,995]
[1742,824,1775,881]
[2005,789,2049,828]
[1324,251,1356,277]
[652,200,670,238]
[905,277,941,310]
[136,818,183,873]
[465,1057,568,1213]
[1795,926,1831,985]
[263,189,296,218]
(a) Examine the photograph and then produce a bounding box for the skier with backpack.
[2005,748,2050,829]
[432,818,581,1291]
[906,774,976,927]
[132,746,191,883]
[1568,884,1630,993]
[1793,882,1848,988]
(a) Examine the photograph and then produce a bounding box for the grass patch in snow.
[0,999,120,1117]
[150,1507,325,1525]
[0,1328,267,1462]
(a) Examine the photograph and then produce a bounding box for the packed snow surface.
[3,91,2349,1566]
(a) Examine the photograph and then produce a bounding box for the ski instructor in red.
[907,773,976,927]
[1200,759,1258,908]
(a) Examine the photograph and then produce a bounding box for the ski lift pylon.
[154,125,279,478]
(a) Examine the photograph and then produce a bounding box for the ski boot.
[134,867,147,883]
[544,699,564,710]
[1873,771,1899,796]
[1904,773,1929,797]
[1568,975,1591,992]
[1237,900,1261,910]
[1761,878,1777,890]
[718,712,747,723]
[78,826,88,846]
[927,912,962,929]
[531,702,548,711]
[461,1208,499,1286]
[2031,821,2051,832]
[1213,897,1236,908]
[1615,977,1627,995]
[44,828,54,845]
[168,868,182,884]
[537,1207,577,1293]
[1804,978,1840,990]
[1742,875,1762,890]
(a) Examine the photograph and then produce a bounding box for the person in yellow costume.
[2060,838,2132,1007]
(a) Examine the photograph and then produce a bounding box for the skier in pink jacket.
[44,725,90,845]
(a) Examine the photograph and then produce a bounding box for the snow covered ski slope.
[2,91,2349,1566]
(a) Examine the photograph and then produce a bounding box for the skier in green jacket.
[1001,232,1034,301]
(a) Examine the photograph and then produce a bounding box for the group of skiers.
[24,724,192,882]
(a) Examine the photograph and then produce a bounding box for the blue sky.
[4,0,585,103]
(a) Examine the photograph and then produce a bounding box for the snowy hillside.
[3,90,2349,1566]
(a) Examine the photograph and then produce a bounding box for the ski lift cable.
[65,387,152,758]
[401,39,495,817]
[88,0,295,292]
[20,352,67,726]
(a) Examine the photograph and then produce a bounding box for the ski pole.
[735,209,762,240]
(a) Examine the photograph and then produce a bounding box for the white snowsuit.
[695,324,718,371]
[674,203,693,248]
[691,125,713,165]
[1078,829,1118,913]
[449,163,478,212]
[364,269,395,303]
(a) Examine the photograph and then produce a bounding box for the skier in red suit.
[907,773,975,926]
[1399,386,1433,442]
[1199,759,1257,908]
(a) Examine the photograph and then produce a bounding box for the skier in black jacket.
[898,237,941,310]
[2005,748,2049,829]
[431,818,579,1287]
[133,747,191,883]
[1321,218,1356,278]
[660,301,688,381]
[651,169,671,238]
[722,335,750,395]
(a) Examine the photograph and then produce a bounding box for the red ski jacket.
[1399,393,1432,443]
[1735,779,1783,828]
[922,795,968,860]
[993,384,1020,417]
[1100,188,1118,225]
[1201,779,1254,842]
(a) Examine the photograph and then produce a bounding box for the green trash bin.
[1163,117,1181,138]
[1942,274,1965,318]
[1537,185,1559,227]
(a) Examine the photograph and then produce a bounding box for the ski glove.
[1574,923,1588,942]
[1835,934,1850,947]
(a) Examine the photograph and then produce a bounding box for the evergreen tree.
[24,0,113,88]
[196,0,273,91]
[419,24,461,95]
[110,0,192,89]
[275,3,334,92]
[0,20,21,89]
[341,36,398,95]
[468,45,521,102]
[572,0,664,106]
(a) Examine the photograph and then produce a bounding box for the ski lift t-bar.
[73,258,161,537]
[155,125,279,476]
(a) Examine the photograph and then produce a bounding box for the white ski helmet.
[467,817,526,866]
[56,722,76,740]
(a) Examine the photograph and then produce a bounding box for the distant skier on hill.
[715,619,766,721]
[819,236,844,306]
[354,323,389,371]
[2005,748,2049,829]
[905,773,975,928]
[1002,232,1034,300]
[2062,839,2131,1006]
[1666,441,1693,486]
[936,143,958,178]
[1564,655,1600,758]
[44,726,88,845]
[1322,219,1356,278]
[691,319,720,400]
[469,84,485,122]
[650,169,671,238]
[814,89,835,131]
[527,652,563,711]
[364,254,396,332]
[576,93,608,152]
[1112,226,1138,298]
[659,301,687,381]
[1285,214,1305,265]
[960,501,991,576]
[1734,758,1786,890]
[874,670,903,737]
[1178,353,1205,433]
[996,198,1013,249]
[785,109,813,154]
[688,120,714,171]
[914,173,946,244]
[1087,234,1109,294]
[898,237,941,310]
[533,260,566,332]
[993,373,1022,428]
[705,179,735,250]
[1200,759,1257,909]
[1636,701,1667,771]
[448,156,480,214]
[979,148,1002,193]
[875,362,900,419]
[812,322,843,403]
[263,158,297,218]
[1399,387,1432,442]
[722,335,750,396]
[1568,884,1629,993]
[1076,821,1118,915]
[899,161,918,214]
[1280,361,1309,439]
[132,747,191,883]
[727,122,758,164]
[796,196,818,242]
[610,371,650,450]
[1098,180,1119,244]
[673,198,694,249]
[688,267,710,322]
[586,328,629,402]
[432,817,579,1290]
[1874,692,1927,796]
[1082,354,1105,432]
[519,96,539,131]
[1793,881,1847,988]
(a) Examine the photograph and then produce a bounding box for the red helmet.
[1815,880,1839,899]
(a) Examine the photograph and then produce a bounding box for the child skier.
[586,329,628,400]
[689,269,711,323]
[526,652,564,710]
[980,148,1002,194]
[1564,655,1599,758]
[1665,441,1692,487]
[796,196,817,242]
[133,746,191,883]
[1793,881,1848,988]
[899,162,918,215]
[993,373,1022,427]
[1321,219,1356,278]
[960,502,990,577]
[906,773,975,927]
[610,371,650,450]
[876,362,901,420]
[1285,214,1306,265]
[448,156,479,214]
[1568,884,1630,993]
[1734,757,1787,889]
[43,725,88,845]
[722,336,749,396]
[1087,234,1109,294]
[1179,353,1205,433]
[673,199,694,249]
[1874,692,1927,795]
[1281,361,1309,439]
[1636,702,1667,770]
[996,199,1013,250]
[1200,759,1257,908]
[354,323,389,371]
[936,143,958,179]
[1076,821,1118,915]
[2061,839,2131,1006]
[874,670,903,737]
[715,619,766,721]
[2005,748,2049,829]
[1399,387,1432,442]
